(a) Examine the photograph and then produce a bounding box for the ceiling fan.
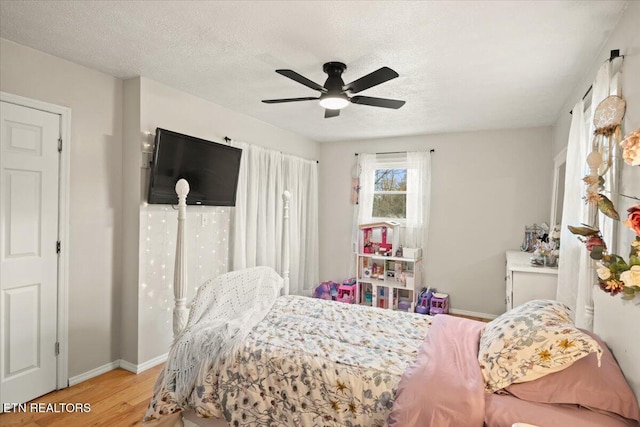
[262,62,405,118]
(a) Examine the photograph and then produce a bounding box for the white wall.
[124,77,319,364]
[0,39,123,377]
[319,127,553,316]
[121,77,141,365]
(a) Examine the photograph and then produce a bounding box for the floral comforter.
[144,295,432,427]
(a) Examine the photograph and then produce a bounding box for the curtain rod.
[224,135,319,164]
[355,149,435,156]
[569,49,623,115]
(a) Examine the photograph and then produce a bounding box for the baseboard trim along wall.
[449,308,498,320]
[68,353,168,386]
[121,353,168,374]
[68,360,120,386]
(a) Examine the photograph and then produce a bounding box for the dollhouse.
[356,221,422,312]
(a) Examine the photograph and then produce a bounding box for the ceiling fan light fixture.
[263,62,404,118]
[319,96,349,110]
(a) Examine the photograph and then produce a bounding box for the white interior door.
[0,101,60,405]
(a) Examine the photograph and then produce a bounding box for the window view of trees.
[372,168,407,219]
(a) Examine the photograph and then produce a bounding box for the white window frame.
[371,158,409,224]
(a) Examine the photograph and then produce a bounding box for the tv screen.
[147,128,242,206]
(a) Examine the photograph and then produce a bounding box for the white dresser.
[505,251,558,310]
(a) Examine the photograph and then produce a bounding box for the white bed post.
[282,191,291,296]
[173,179,190,338]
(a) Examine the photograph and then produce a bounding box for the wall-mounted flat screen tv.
[147,128,242,206]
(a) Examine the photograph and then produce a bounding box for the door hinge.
[55,342,60,356]
[56,241,61,254]
[58,137,62,152]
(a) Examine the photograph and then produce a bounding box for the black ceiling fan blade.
[276,69,327,92]
[344,67,399,94]
[350,96,405,109]
[262,97,319,104]
[324,109,340,118]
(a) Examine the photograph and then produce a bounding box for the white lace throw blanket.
[163,266,284,404]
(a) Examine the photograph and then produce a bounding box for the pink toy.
[429,293,449,314]
[336,282,357,304]
[313,281,339,300]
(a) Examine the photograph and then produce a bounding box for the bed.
[143,179,640,427]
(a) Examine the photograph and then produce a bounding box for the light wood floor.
[0,364,163,427]
[449,313,491,323]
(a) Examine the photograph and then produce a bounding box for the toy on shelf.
[415,287,434,314]
[397,297,411,311]
[430,292,449,314]
[402,247,422,259]
[371,263,381,279]
[364,290,372,304]
[378,287,387,308]
[342,277,356,286]
[337,282,357,304]
[357,281,372,305]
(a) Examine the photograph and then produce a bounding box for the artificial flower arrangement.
[531,226,560,267]
[621,127,640,166]
[569,126,640,300]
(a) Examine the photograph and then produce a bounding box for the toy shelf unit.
[356,253,422,312]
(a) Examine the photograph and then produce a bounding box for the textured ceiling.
[0,1,629,142]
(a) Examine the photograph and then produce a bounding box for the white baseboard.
[121,353,168,374]
[68,353,167,386]
[118,359,138,374]
[449,308,497,320]
[68,360,120,386]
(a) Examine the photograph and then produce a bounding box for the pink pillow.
[485,393,637,427]
[506,330,640,423]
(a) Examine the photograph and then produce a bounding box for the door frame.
[1,91,71,390]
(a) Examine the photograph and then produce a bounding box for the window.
[367,153,410,221]
[373,168,407,219]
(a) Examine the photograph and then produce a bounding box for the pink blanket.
[386,315,486,427]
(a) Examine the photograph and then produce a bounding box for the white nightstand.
[505,251,558,310]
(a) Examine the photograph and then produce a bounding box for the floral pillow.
[478,299,602,393]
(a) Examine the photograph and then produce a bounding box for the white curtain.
[597,62,623,253]
[282,152,319,293]
[556,99,590,326]
[356,153,377,225]
[349,153,376,277]
[557,61,612,330]
[231,141,319,295]
[405,151,432,250]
